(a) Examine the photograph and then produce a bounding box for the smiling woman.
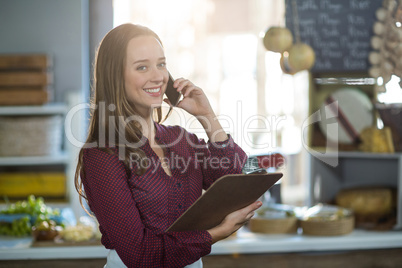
[73,23,262,268]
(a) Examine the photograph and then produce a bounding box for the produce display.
[0,195,62,238]
[60,224,94,242]
[0,195,99,245]
[32,220,60,241]
[0,215,31,237]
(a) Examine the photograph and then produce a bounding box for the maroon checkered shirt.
[81,123,247,267]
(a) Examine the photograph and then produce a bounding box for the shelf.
[313,77,376,86]
[0,152,69,166]
[309,152,402,229]
[213,229,402,255]
[0,103,67,116]
[0,245,108,260]
[310,151,402,159]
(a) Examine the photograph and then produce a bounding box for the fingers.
[246,211,255,220]
[241,201,262,222]
[173,78,200,97]
[245,201,263,214]
[173,78,188,91]
[230,201,262,219]
[235,211,254,227]
[208,201,263,243]
[227,201,262,225]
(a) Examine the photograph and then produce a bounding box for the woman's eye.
[158,62,166,68]
[137,66,147,71]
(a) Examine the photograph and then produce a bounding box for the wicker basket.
[249,217,298,234]
[300,216,354,236]
[0,115,62,156]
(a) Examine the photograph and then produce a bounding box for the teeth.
[144,88,160,93]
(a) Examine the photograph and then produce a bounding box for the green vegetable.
[0,216,31,236]
[1,195,60,218]
[0,195,62,237]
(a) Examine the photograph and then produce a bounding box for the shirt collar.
[153,121,164,142]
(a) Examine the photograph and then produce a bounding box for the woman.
[75,23,262,268]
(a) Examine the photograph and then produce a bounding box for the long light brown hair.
[75,23,171,210]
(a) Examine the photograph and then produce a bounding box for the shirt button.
[177,182,181,188]
[178,204,182,209]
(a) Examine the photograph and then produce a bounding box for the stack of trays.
[0,54,53,105]
[249,217,298,234]
[249,203,355,236]
[249,204,299,234]
[299,204,354,236]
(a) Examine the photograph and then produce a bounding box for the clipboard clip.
[242,153,285,174]
[243,168,267,174]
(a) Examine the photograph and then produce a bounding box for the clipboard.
[166,172,283,232]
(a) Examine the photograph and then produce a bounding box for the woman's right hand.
[207,201,262,244]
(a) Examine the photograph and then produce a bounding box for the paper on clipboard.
[166,172,283,232]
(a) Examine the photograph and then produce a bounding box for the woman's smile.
[143,86,162,97]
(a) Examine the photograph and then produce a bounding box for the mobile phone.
[165,73,181,106]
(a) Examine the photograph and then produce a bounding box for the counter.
[1,229,402,260]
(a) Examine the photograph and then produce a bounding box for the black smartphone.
[165,73,181,106]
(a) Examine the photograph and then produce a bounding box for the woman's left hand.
[165,78,214,118]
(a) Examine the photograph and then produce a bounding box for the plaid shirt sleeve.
[183,130,248,189]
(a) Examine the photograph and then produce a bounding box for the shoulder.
[82,146,129,178]
[83,146,121,166]
[83,146,116,157]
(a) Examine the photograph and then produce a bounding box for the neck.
[142,116,156,142]
[134,106,153,136]
[135,107,159,145]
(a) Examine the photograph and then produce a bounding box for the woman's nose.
[150,68,165,83]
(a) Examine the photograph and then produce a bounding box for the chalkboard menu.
[285,0,383,73]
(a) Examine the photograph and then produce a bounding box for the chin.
[149,100,163,109]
